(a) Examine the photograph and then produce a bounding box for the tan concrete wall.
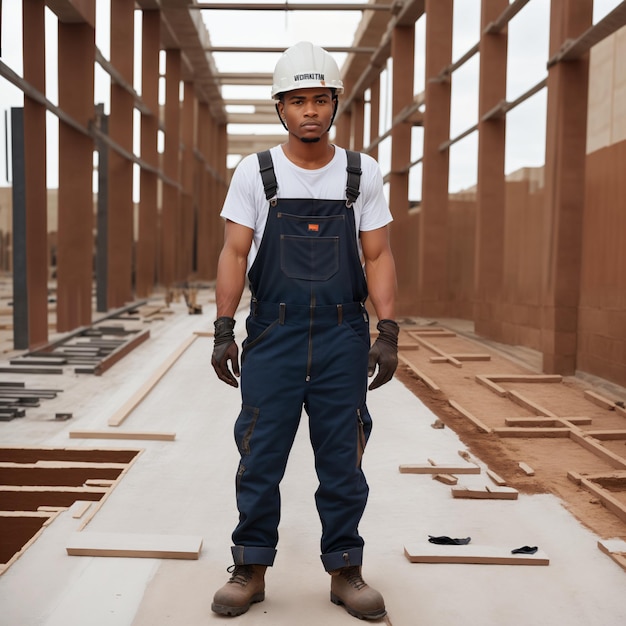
[578,139,626,385]
[587,24,626,153]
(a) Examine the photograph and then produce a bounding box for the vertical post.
[161,49,181,290]
[136,8,160,297]
[180,81,196,281]
[351,97,365,151]
[196,101,211,279]
[418,0,453,316]
[21,0,48,348]
[389,23,416,314]
[95,105,109,313]
[10,108,28,349]
[56,10,95,331]
[541,0,593,374]
[474,0,509,340]
[107,0,135,308]
[368,75,380,160]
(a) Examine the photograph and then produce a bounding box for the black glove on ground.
[212,317,240,387]
[367,319,399,390]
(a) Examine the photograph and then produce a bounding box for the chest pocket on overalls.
[278,212,344,281]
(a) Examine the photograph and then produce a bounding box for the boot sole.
[211,592,265,616]
[330,592,387,621]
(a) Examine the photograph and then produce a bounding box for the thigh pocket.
[242,318,279,362]
[357,405,373,467]
[235,404,260,456]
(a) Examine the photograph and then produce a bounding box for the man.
[211,41,398,621]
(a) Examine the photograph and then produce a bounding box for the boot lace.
[226,564,254,586]
[340,566,367,590]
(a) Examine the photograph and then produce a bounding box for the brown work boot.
[330,566,387,620]
[211,564,267,616]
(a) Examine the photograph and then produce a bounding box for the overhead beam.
[205,46,377,53]
[191,3,393,10]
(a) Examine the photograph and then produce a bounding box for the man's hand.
[367,319,399,390]
[212,317,240,387]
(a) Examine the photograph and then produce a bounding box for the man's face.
[277,88,335,142]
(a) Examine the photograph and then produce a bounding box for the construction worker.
[211,41,398,621]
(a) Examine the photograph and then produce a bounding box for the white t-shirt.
[220,145,392,269]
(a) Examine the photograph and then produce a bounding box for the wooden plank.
[583,430,626,440]
[70,501,93,519]
[584,389,618,410]
[430,354,491,363]
[69,430,176,441]
[412,336,462,368]
[66,532,203,559]
[488,374,563,383]
[432,473,458,485]
[451,486,518,500]
[475,374,507,396]
[108,334,198,426]
[506,390,559,417]
[398,354,440,392]
[577,478,626,523]
[399,463,480,475]
[94,329,151,376]
[493,427,571,438]
[449,399,492,433]
[518,462,535,476]
[404,544,549,565]
[568,431,626,469]
[504,416,592,427]
[0,366,64,374]
[486,468,507,486]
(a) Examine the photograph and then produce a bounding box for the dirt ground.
[394,318,626,544]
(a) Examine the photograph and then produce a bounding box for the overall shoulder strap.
[257,150,278,201]
[345,150,362,207]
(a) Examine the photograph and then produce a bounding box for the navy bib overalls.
[231,150,374,573]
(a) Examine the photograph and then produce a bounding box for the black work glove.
[367,319,399,390]
[212,317,240,387]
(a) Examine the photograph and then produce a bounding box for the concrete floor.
[1,294,625,626]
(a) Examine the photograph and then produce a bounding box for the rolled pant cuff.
[320,547,363,572]
[231,545,277,566]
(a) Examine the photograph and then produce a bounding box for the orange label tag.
[308,223,319,232]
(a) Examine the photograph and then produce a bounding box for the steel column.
[541,0,593,374]
[418,0,453,316]
[389,23,416,314]
[56,13,95,331]
[161,49,181,289]
[21,0,48,348]
[136,9,160,297]
[107,0,135,308]
[474,0,509,340]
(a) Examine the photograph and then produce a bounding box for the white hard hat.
[271,41,344,100]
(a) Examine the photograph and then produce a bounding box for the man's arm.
[216,220,254,317]
[361,226,398,390]
[212,220,254,387]
[361,226,397,321]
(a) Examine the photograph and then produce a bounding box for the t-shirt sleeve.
[358,154,393,232]
[220,154,259,230]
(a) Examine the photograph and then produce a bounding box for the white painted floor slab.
[1,300,625,626]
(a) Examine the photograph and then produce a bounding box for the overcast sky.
[0,0,622,198]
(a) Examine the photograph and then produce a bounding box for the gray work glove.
[367,319,399,390]
[212,317,240,387]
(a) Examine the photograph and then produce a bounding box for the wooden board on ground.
[399,463,480,475]
[69,430,176,441]
[66,532,203,559]
[404,544,549,565]
[108,334,198,427]
[452,485,519,500]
